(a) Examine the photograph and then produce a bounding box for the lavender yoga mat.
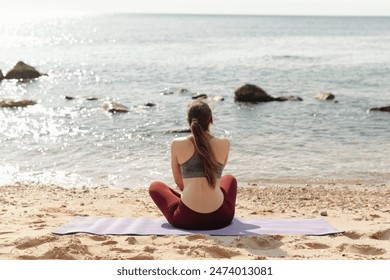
[53,216,343,236]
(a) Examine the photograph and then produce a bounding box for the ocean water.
[0,14,389,188]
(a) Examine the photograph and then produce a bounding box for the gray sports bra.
[180,152,225,179]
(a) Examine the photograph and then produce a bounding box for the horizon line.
[121,12,390,17]
[1,9,390,18]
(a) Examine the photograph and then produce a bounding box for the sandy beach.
[0,181,389,260]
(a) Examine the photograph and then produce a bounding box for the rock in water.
[65,95,100,101]
[192,94,207,100]
[212,95,225,101]
[5,61,46,80]
[274,95,303,101]
[164,128,191,134]
[179,88,189,93]
[0,99,37,108]
[85,96,99,101]
[369,106,390,112]
[316,92,335,101]
[234,84,275,103]
[103,102,129,113]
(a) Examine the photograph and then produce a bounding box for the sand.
[0,181,389,260]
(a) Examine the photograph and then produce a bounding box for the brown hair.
[187,100,219,187]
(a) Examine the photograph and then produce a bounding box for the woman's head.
[186,100,218,187]
[187,100,213,132]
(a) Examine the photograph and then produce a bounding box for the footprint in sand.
[369,229,390,240]
[17,238,90,260]
[237,236,283,250]
[151,236,175,246]
[143,246,157,253]
[303,242,330,249]
[172,243,190,255]
[89,235,109,242]
[15,235,59,250]
[186,249,206,258]
[125,237,138,245]
[343,231,364,240]
[28,220,48,230]
[186,234,208,241]
[177,244,190,249]
[101,240,118,246]
[199,245,241,259]
[337,243,386,256]
[89,235,118,246]
[128,253,155,260]
[0,231,14,235]
[110,247,133,253]
[42,238,91,260]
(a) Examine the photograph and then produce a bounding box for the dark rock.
[369,106,390,112]
[234,84,302,103]
[0,99,37,108]
[65,95,100,101]
[164,128,191,134]
[138,103,156,109]
[234,84,275,103]
[0,69,4,81]
[179,88,189,93]
[5,61,46,80]
[192,94,207,100]
[103,102,129,113]
[316,92,335,101]
[320,211,328,217]
[274,95,303,101]
[85,96,99,101]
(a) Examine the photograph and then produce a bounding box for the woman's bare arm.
[171,140,184,190]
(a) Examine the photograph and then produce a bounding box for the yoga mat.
[53,216,343,236]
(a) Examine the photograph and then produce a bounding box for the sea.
[0,13,389,188]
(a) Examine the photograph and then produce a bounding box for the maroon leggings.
[149,174,237,230]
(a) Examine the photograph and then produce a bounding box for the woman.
[149,100,237,230]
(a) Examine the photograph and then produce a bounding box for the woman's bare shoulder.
[171,136,191,149]
[172,136,190,143]
[211,136,230,152]
[214,136,230,145]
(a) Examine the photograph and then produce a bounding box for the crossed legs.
[148,174,237,226]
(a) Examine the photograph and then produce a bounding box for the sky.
[0,0,390,16]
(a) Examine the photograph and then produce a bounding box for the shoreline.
[1,181,389,260]
[1,173,389,191]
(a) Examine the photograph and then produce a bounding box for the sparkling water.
[1,14,389,187]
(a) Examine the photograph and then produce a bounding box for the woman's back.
[172,135,230,213]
